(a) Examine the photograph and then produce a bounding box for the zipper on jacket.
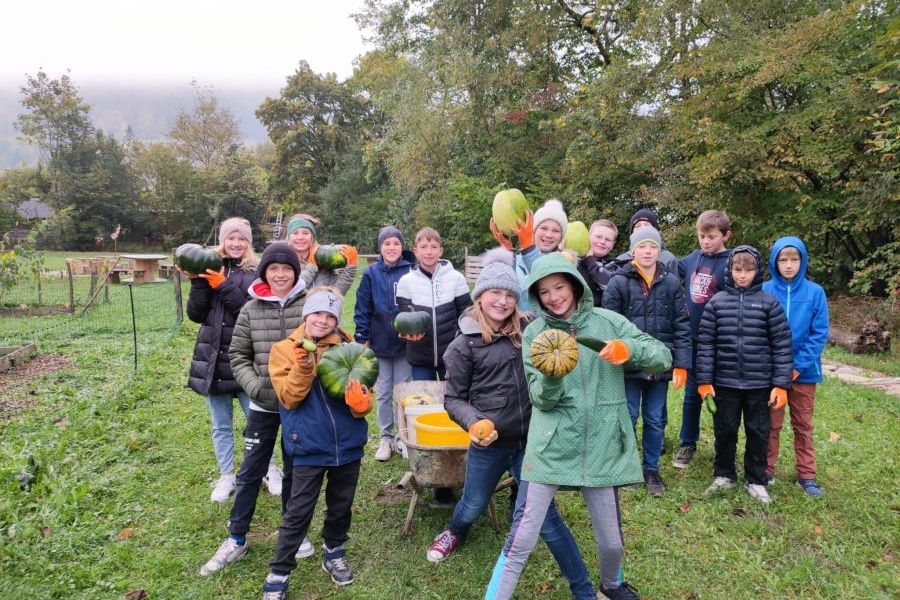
[568,323,590,484]
[786,283,792,320]
[317,380,341,465]
[737,291,744,387]
[513,348,527,445]
[279,305,287,339]
[430,267,439,368]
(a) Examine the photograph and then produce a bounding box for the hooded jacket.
[520,252,672,488]
[602,261,692,380]
[577,255,625,307]
[696,245,793,390]
[228,277,308,412]
[762,237,829,383]
[443,314,532,450]
[678,247,733,339]
[186,257,257,396]
[353,250,415,357]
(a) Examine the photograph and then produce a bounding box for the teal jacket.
[521,252,672,487]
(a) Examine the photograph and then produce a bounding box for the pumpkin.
[314,245,348,269]
[175,243,223,275]
[564,221,590,256]
[394,310,432,336]
[471,419,495,441]
[401,392,436,407]
[530,329,579,378]
[317,342,379,398]
[576,336,607,353]
[492,188,529,235]
[299,338,317,353]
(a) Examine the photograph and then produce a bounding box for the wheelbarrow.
[393,380,512,536]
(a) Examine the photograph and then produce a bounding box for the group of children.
[182,202,829,599]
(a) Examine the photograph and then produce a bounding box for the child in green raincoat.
[484,252,671,600]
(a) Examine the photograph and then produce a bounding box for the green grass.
[823,341,900,377]
[0,265,897,599]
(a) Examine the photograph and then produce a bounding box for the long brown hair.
[465,297,523,348]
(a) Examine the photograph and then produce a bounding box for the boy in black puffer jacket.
[696,245,793,504]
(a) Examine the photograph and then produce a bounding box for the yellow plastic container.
[413,411,469,447]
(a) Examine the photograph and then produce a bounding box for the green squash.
[175,243,223,274]
[314,245,348,269]
[393,310,432,336]
[317,342,379,399]
[576,336,607,353]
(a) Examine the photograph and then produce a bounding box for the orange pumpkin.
[530,329,579,378]
[471,419,496,440]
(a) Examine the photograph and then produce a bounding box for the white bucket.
[403,404,445,445]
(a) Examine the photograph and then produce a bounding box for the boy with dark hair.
[696,246,793,504]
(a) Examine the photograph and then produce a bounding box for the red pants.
[767,382,817,479]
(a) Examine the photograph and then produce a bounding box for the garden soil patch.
[0,353,71,419]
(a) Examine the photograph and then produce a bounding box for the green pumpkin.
[317,342,379,398]
[314,245,347,269]
[175,243,223,274]
[393,310,432,336]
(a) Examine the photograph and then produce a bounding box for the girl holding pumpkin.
[284,213,358,295]
[484,252,671,600]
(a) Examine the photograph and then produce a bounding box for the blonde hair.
[216,217,258,269]
[414,227,442,246]
[777,246,801,259]
[465,299,523,347]
[589,219,618,236]
[696,210,730,234]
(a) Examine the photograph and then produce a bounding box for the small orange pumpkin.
[530,329,579,378]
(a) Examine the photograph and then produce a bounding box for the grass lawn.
[1,264,897,599]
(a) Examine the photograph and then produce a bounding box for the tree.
[168,82,241,170]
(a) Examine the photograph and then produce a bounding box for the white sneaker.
[263,464,283,496]
[210,473,236,503]
[704,477,736,495]
[746,483,772,504]
[394,438,408,459]
[295,537,315,559]
[199,537,247,576]
[375,438,392,461]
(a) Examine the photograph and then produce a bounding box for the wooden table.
[121,254,168,283]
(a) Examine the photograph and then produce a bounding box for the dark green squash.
[393,310,432,336]
[317,342,379,399]
[314,245,348,269]
[576,336,607,353]
[175,243,223,274]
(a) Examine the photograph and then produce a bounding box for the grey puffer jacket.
[229,278,308,412]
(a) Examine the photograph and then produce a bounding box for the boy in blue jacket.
[763,237,829,497]
[354,225,415,461]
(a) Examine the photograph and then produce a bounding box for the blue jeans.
[625,380,668,471]
[678,345,702,448]
[206,392,250,475]
[375,355,412,439]
[453,445,595,600]
[411,364,446,381]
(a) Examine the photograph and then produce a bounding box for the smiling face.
[479,289,517,329]
[414,238,443,272]
[305,311,338,338]
[265,263,296,297]
[380,237,403,265]
[222,232,250,259]
[288,227,315,257]
[633,240,660,270]
[697,226,730,255]
[589,225,616,258]
[535,220,563,252]
[536,273,576,319]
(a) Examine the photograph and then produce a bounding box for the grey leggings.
[484,483,624,600]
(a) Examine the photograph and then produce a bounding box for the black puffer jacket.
[578,255,625,307]
[602,261,691,380]
[186,257,256,396]
[696,245,793,390]
[442,315,531,450]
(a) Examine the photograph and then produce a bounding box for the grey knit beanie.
[629,226,663,252]
[473,248,520,301]
[377,225,404,250]
[302,288,344,320]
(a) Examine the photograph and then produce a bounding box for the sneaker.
[762,472,775,486]
[599,581,641,600]
[263,464,283,497]
[295,537,315,559]
[394,438,408,459]
[746,482,772,504]
[426,529,461,563]
[322,552,354,585]
[210,473,236,503]
[262,574,288,600]
[703,476,736,496]
[643,469,665,497]
[199,537,247,576]
[672,445,695,469]
[375,438,393,461]
[797,479,824,497]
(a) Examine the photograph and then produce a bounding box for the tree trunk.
[829,322,891,354]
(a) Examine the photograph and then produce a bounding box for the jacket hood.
[248,277,307,303]
[458,313,482,336]
[525,252,594,326]
[724,244,764,291]
[768,236,808,288]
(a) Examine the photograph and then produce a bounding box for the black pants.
[228,409,292,536]
[713,386,770,485]
[269,459,362,576]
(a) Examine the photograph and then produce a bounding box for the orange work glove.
[512,210,535,249]
[339,245,359,266]
[344,380,372,414]
[598,339,630,365]
[489,219,514,250]
[293,345,316,368]
[468,419,498,446]
[672,368,687,390]
[697,383,715,398]
[307,244,318,265]
[199,267,226,288]
[769,387,788,410]
[792,369,799,381]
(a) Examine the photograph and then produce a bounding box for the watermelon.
[492,188,529,235]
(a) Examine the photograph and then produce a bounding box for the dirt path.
[822,359,900,397]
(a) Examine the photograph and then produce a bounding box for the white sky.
[0,0,370,87]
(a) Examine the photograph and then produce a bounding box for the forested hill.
[0,82,272,168]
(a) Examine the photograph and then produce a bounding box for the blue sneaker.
[797,479,824,497]
[262,574,288,600]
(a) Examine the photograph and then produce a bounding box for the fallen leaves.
[117,527,134,540]
[829,431,842,442]
[813,524,823,535]
[679,502,691,513]
[40,526,51,539]
[124,590,148,600]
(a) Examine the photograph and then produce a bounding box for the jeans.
[767,382,817,479]
[206,392,250,475]
[457,445,594,600]
[713,386,770,485]
[411,364,446,381]
[624,379,668,471]
[375,355,412,439]
[678,344,702,448]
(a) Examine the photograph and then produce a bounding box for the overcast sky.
[0,0,370,88]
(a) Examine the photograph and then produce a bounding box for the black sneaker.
[322,553,354,586]
[262,575,288,600]
[600,581,641,600]
[672,445,695,469]
[644,469,665,497]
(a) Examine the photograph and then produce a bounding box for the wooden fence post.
[65,260,75,313]
[173,269,183,326]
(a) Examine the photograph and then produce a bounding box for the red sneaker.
[426,529,460,563]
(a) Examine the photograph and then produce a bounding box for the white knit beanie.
[533,199,568,248]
